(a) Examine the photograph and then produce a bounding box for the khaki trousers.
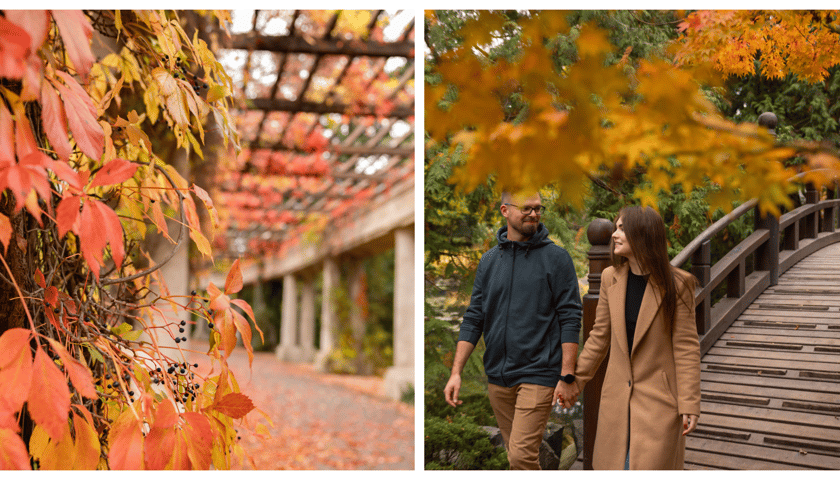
[487,383,554,470]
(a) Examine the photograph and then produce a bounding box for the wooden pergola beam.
[225,33,413,58]
[245,143,413,157]
[245,98,413,118]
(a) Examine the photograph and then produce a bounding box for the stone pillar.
[384,227,414,400]
[276,273,300,361]
[348,260,366,340]
[299,275,317,362]
[316,257,339,371]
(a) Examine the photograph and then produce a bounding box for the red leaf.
[108,408,145,470]
[46,339,97,399]
[53,72,103,160]
[27,348,70,440]
[0,16,30,80]
[40,81,73,162]
[0,99,14,168]
[79,199,124,277]
[182,412,213,469]
[50,160,83,193]
[5,11,49,53]
[212,393,255,420]
[0,428,30,469]
[89,158,138,188]
[44,286,58,307]
[55,195,81,238]
[224,258,243,294]
[34,269,46,289]
[153,399,179,430]
[0,213,10,254]
[0,329,33,412]
[50,10,95,80]
[231,309,253,367]
[217,310,237,358]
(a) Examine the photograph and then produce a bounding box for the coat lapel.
[608,264,631,360]
[631,279,662,356]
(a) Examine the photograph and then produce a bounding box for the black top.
[625,269,649,354]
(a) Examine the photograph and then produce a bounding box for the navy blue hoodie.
[458,223,582,388]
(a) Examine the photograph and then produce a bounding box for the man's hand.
[444,373,463,408]
[682,414,699,435]
[552,378,580,408]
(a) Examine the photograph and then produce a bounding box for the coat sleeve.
[457,253,487,345]
[575,267,613,387]
[672,271,701,416]
[554,248,582,344]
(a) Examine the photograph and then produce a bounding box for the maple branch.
[0,252,38,344]
[101,161,187,286]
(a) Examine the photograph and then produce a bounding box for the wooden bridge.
[581,181,840,470]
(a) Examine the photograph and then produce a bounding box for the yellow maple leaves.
[427,10,840,218]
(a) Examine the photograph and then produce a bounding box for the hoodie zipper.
[501,244,516,387]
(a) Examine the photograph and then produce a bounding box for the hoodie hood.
[497,223,553,256]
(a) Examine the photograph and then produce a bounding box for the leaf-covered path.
[187,341,414,470]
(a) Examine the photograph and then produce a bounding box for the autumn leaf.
[55,195,81,238]
[144,400,178,469]
[0,213,11,254]
[47,338,97,399]
[51,10,95,80]
[52,72,104,160]
[0,328,33,411]
[182,412,213,469]
[231,309,253,367]
[0,428,30,469]
[71,412,101,470]
[40,80,73,162]
[89,158,139,188]
[225,258,243,294]
[212,392,255,420]
[0,103,14,166]
[28,347,71,441]
[79,199,125,277]
[0,16,30,80]
[108,408,145,470]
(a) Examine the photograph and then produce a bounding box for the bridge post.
[804,183,819,238]
[299,274,317,362]
[276,273,301,361]
[582,218,614,470]
[755,209,780,286]
[691,240,711,334]
[315,257,339,371]
[821,184,836,233]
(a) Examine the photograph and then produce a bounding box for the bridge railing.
[579,128,840,469]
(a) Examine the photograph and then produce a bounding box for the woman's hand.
[682,414,699,435]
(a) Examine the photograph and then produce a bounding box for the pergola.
[200,10,415,399]
[212,10,415,260]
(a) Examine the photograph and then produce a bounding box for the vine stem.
[0,250,40,347]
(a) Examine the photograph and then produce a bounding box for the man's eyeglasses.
[504,203,544,215]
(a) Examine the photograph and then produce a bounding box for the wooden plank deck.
[685,242,840,469]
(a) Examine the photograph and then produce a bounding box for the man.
[444,192,582,470]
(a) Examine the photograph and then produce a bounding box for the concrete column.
[316,257,339,371]
[384,227,415,400]
[348,260,366,341]
[299,275,316,362]
[276,273,300,361]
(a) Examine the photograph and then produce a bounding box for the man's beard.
[513,219,538,237]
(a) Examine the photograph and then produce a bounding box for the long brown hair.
[610,206,687,325]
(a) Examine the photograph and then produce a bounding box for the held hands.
[444,373,463,408]
[682,414,699,435]
[553,378,580,409]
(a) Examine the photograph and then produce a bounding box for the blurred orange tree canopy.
[425,10,840,217]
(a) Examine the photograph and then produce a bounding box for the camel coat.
[576,264,701,470]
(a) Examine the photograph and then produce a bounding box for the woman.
[573,206,701,470]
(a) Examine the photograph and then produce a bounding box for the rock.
[480,426,505,448]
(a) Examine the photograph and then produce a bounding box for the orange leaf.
[0,428,30,469]
[51,10,95,80]
[55,195,81,238]
[144,425,176,470]
[40,81,73,161]
[71,413,100,470]
[182,412,213,469]
[212,393,254,420]
[108,408,145,470]
[79,199,124,276]
[46,339,97,399]
[0,328,33,411]
[231,309,253,367]
[167,430,191,470]
[27,348,70,440]
[225,258,243,294]
[0,103,14,166]
[217,310,236,358]
[89,158,138,188]
[231,298,263,344]
[0,17,29,80]
[0,213,10,254]
[53,71,103,160]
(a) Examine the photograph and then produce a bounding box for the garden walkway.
[186,340,414,470]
